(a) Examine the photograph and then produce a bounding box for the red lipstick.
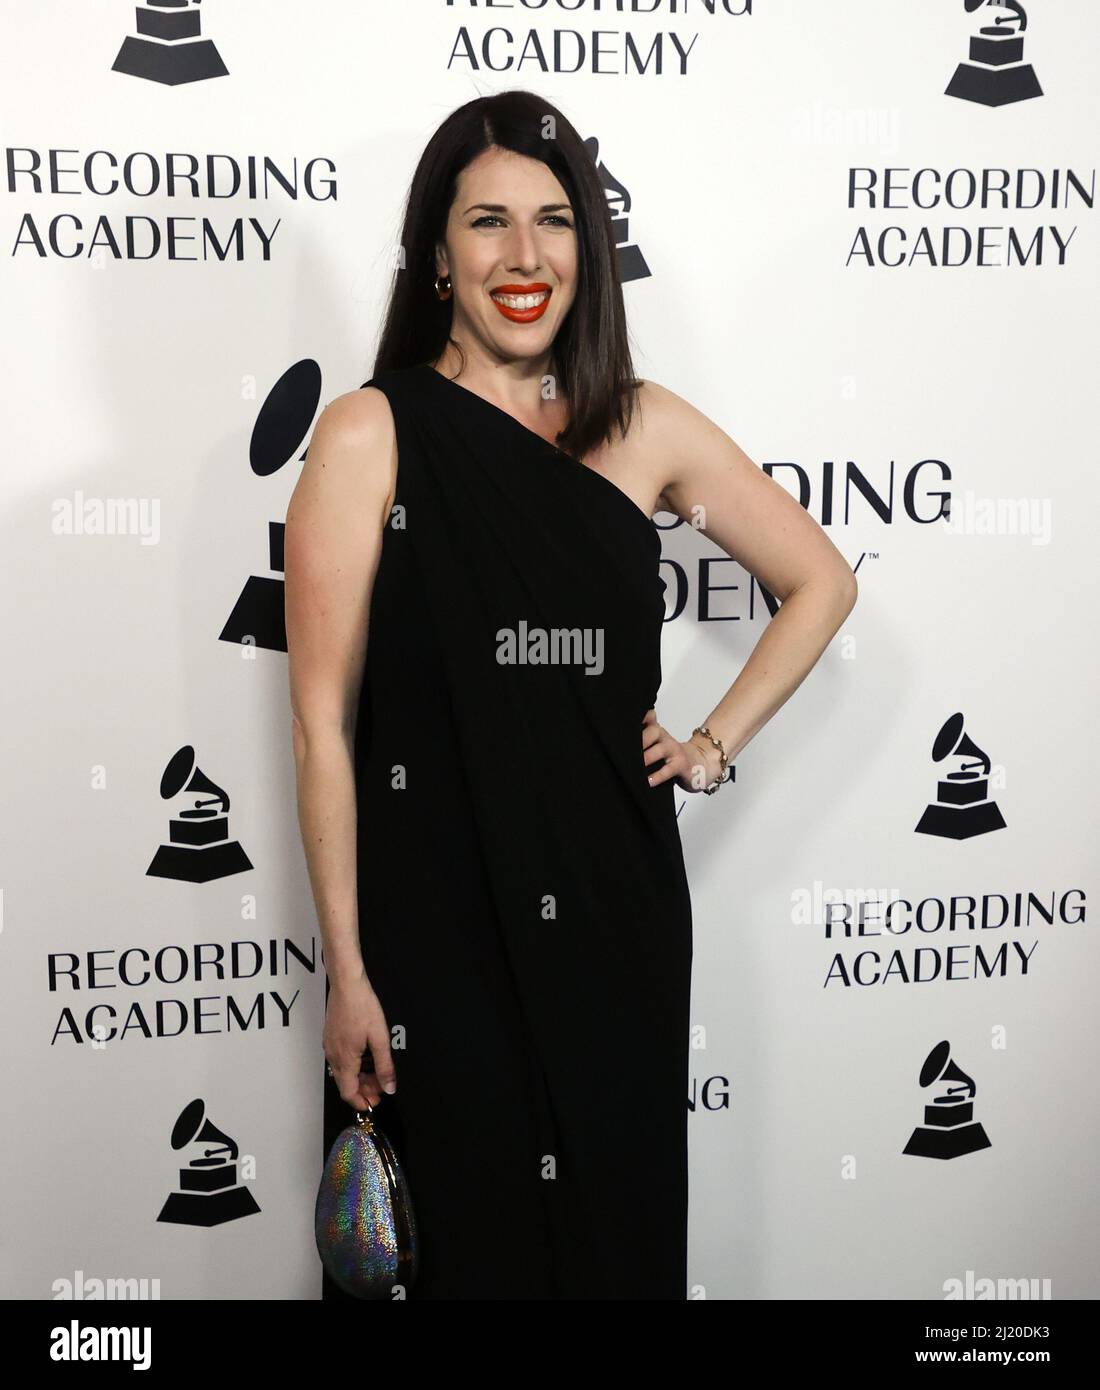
[489,282,552,323]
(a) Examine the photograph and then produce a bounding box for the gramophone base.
[147,840,253,884]
[903,1122,991,1160]
[615,241,651,283]
[157,1187,261,1227]
[112,38,229,87]
[945,62,1043,108]
[220,576,288,654]
[914,801,1006,839]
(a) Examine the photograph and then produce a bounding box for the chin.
[489,327,557,358]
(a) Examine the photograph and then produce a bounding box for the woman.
[285,89,856,1301]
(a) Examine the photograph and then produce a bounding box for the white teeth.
[491,291,549,310]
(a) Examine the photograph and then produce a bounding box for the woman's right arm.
[284,386,397,1109]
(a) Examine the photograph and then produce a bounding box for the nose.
[504,222,540,276]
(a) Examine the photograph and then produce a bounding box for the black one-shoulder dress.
[320,363,692,1300]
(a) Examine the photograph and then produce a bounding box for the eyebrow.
[462,202,573,215]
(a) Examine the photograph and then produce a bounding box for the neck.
[432,342,562,417]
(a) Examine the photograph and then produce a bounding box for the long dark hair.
[371,89,639,460]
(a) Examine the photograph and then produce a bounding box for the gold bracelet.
[691,724,734,795]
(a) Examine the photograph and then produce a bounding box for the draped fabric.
[321,364,692,1300]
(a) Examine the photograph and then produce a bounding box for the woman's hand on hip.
[641,707,722,794]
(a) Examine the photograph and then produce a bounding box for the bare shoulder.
[628,378,729,503]
[289,386,397,524]
[310,385,396,462]
[632,377,722,444]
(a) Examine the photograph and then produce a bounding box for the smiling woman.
[284,87,857,1303]
[369,100,638,465]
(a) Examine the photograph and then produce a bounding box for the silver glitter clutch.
[315,1107,419,1299]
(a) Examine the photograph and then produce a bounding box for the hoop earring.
[434,274,452,301]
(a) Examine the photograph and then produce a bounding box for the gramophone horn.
[169,1098,207,1148]
[158,747,230,811]
[182,765,230,813]
[952,732,991,776]
[194,1117,239,1161]
[940,1058,977,1097]
[930,715,990,774]
[918,1040,952,1086]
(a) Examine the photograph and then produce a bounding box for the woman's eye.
[470,215,574,229]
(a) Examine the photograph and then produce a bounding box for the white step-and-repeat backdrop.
[2,1,1096,1300]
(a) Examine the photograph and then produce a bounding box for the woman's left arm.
[640,381,858,791]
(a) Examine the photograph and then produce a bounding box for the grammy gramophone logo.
[903,1040,992,1160]
[157,1098,261,1226]
[112,1,229,87]
[914,711,1007,840]
[146,745,253,883]
[583,137,651,284]
[221,359,323,655]
[945,0,1043,108]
